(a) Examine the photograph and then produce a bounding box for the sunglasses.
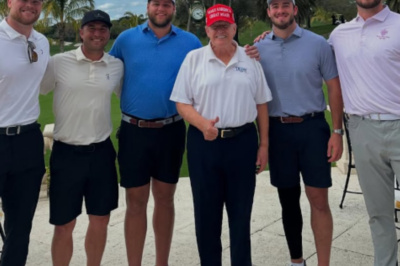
[27,41,38,63]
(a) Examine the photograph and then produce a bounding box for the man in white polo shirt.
[171,5,272,265]
[40,10,123,266]
[0,0,49,265]
[329,1,400,265]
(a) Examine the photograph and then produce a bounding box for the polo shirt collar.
[356,5,390,22]
[141,20,178,36]
[268,25,303,40]
[76,46,109,64]
[0,18,39,41]
[205,41,244,64]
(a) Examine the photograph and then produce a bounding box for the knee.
[126,197,148,216]
[89,215,110,230]
[153,192,175,209]
[309,198,330,212]
[54,220,76,237]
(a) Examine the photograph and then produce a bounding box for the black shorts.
[118,118,186,188]
[49,138,118,225]
[269,115,332,189]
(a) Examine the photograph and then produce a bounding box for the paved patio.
[26,168,400,266]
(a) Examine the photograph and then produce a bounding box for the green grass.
[40,24,336,177]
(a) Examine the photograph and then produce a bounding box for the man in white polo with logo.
[0,0,49,265]
[329,1,400,265]
[171,4,272,265]
[40,10,123,266]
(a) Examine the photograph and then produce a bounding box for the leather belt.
[0,122,40,136]
[122,114,183,128]
[270,112,324,123]
[218,123,253,138]
[349,113,400,121]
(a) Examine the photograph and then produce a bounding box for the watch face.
[192,8,204,20]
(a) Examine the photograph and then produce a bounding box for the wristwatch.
[332,129,344,136]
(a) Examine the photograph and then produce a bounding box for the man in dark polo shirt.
[255,0,344,265]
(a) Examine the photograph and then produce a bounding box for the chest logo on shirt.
[377,29,390,40]
[106,74,110,80]
[235,67,247,73]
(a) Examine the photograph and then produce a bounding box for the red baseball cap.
[206,4,235,26]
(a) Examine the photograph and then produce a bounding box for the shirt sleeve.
[319,40,339,81]
[254,60,273,104]
[109,36,123,61]
[170,57,193,105]
[40,56,56,95]
[113,63,124,98]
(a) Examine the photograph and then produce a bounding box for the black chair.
[339,113,362,209]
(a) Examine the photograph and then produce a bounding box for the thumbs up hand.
[202,117,219,141]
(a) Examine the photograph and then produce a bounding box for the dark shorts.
[118,118,186,188]
[269,115,332,189]
[49,138,119,226]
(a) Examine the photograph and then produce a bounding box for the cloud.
[131,1,146,7]
[97,3,115,9]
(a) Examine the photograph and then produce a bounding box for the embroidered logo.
[235,67,247,73]
[377,29,389,39]
[95,13,104,19]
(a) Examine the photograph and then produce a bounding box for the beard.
[9,10,40,26]
[271,15,295,30]
[355,0,382,9]
[148,13,173,28]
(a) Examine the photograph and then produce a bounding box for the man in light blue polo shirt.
[254,0,344,265]
[109,0,201,265]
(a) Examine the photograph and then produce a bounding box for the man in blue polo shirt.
[254,0,344,265]
[109,1,200,265]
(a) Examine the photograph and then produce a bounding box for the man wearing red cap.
[171,4,272,266]
[109,1,261,266]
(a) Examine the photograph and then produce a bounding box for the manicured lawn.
[39,24,336,177]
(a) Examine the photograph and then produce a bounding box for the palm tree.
[386,0,400,13]
[121,11,144,28]
[0,0,8,20]
[42,0,95,52]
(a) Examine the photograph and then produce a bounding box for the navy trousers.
[187,124,258,266]
[0,127,45,266]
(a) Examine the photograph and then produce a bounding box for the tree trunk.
[59,22,65,52]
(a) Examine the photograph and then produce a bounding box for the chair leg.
[340,165,352,209]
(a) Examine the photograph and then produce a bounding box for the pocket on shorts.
[347,115,361,130]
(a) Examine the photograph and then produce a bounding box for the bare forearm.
[326,77,344,129]
[256,103,269,147]
[176,103,207,131]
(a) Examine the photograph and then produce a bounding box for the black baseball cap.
[81,10,112,28]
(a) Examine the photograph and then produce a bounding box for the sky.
[95,0,148,20]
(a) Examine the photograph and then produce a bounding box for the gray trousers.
[348,115,400,266]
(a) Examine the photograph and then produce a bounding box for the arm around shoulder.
[40,56,56,95]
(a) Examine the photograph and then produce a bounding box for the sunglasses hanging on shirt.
[27,41,38,63]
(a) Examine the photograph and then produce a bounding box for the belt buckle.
[280,117,287,124]
[221,129,232,138]
[6,126,20,136]
[138,120,146,128]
